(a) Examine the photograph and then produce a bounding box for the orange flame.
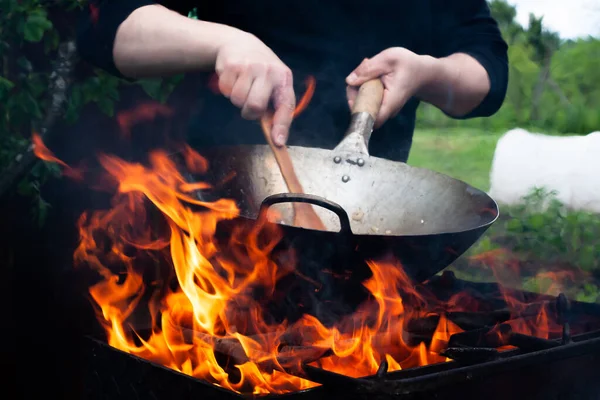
[33,75,575,394]
[32,133,84,180]
[71,148,462,392]
[292,76,316,118]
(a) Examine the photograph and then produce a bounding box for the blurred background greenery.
[2,0,599,300]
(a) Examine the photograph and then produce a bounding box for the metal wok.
[188,80,499,284]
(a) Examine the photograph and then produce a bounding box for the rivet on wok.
[333,156,342,164]
[357,158,365,167]
[342,175,350,183]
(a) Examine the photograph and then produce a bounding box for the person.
[76,0,508,162]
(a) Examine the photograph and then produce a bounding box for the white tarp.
[488,128,600,213]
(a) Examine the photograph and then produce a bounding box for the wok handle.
[259,193,352,234]
[334,79,384,155]
[351,79,384,120]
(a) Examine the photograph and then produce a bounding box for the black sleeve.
[76,0,158,79]
[430,0,509,119]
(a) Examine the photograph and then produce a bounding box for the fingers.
[346,48,415,127]
[375,84,409,128]
[217,54,294,147]
[271,69,295,146]
[345,54,392,118]
[241,73,272,120]
[217,69,239,98]
[347,79,409,127]
[229,68,255,109]
[225,66,293,147]
[346,85,358,110]
[346,55,392,86]
[376,88,395,128]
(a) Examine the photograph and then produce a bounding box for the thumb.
[346,55,390,86]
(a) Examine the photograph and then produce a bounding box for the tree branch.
[0,40,77,199]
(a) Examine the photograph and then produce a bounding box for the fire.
[71,147,461,392]
[32,133,84,181]
[33,76,573,395]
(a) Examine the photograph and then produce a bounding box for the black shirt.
[77,0,508,162]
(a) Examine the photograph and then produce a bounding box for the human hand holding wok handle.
[350,79,385,121]
[346,48,492,128]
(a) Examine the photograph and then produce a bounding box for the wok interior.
[284,172,497,236]
[195,145,498,236]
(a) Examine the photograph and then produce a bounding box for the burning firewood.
[183,329,332,374]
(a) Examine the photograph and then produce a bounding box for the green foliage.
[487,187,600,271]
[16,160,62,227]
[23,8,53,42]
[418,0,600,135]
[0,0,183,226]
[574,283,600,303]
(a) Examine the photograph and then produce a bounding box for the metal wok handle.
[334,79,384,155]
[258,193,353,234]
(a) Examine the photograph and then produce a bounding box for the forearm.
[416,53,491,117]
[113,4,242,78]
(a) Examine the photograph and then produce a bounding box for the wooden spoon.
[260,78,383,231]
[260,118,326,230]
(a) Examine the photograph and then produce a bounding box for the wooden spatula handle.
[260,118,326,231]
[352,79,384,120]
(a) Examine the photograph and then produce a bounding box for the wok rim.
[174,145,501,238]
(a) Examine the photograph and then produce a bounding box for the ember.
[32,79,600,396]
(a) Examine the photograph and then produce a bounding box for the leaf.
[64,100,80,124]
[526,213,546,230]
[22,92,43,119]
[30,163,42,178]
[505,218,522,232]
[106,84,120,100]
[0,77,14,97]
[0,76,15,90]
[23,12,53,43]
[577,245,597,271]
[170,74,185,86]
[138,78,164,100]
[36,197,51,228]
[188,7,199,19]
[17,179,35,197]
[17,56,33,72]
[96,97,115,117]
[81,82,97,103]
[44,162,62,179]
[26,73,47,97]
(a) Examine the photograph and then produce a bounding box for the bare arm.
[113,4,242,78]
[78,2,296,145]
[346,0,507,126]
[416,53,491,118]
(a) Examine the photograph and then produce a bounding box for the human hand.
[345,47,433,128]
[215,31,295,146]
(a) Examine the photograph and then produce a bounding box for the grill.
[6,162,600,400]
[7,174,600,399]
[80,272,600,400]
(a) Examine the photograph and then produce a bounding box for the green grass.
[407,128,504,191]
[408,128,600,302]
